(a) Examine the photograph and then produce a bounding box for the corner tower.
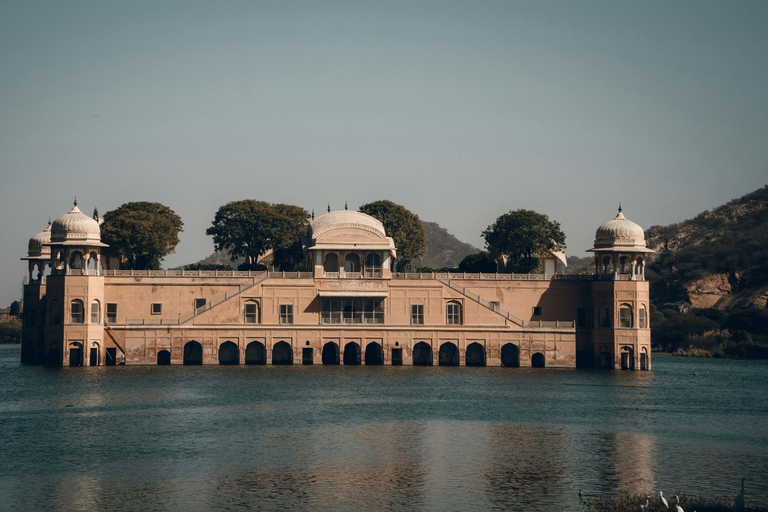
[588,207,654,370]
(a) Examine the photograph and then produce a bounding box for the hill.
[645,185,768,311]
[186,220,479,271]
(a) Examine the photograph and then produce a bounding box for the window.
[446,301,462,325]
[91,301,100,324]
[245,302,259,323]
[364,253,382,278]
[411,304,424,325]
[599,305,611,328]
[106,303,117,323]
[639,305,647,328]
[364,299,384,324]
[342,299,362,324]
[577,307,587,328]
[195,298,206,310]
[619,304,633,328]
[151,303,162,315]
[321,299,341,324]
[532,306,542,316]
[70,300,84,324]
[51,300,62,324]
[280,304,293,324]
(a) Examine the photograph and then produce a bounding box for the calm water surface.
[0,345,766,511]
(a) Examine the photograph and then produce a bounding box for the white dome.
[27,222,52,257]
[310,210,388,240]
[50,203,102,244]
[593,210,647,249]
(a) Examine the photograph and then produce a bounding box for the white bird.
[674,495,684,512]
[636,497,650,512]
[735,478,745,511]
[659,491,669,509]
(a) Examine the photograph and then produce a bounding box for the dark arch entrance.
[501,343,520,368]
[245,341,266,365]
[322,342,340,365]
[272,341,293,365]
[69,344,83,367]
[219,341,239,365]
[465,343,485,367]
[343,342,361,365]
[184,341,203,365]
[157,350,171,365]
[412,342,432,366]
[531,352,545,368]
[364,343,383,365]
[438,342,459,366]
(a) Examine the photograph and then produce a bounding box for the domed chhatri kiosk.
[21,204,652,370]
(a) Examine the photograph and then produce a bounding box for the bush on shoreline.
[585,492,766,512]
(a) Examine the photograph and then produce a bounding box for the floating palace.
[21,204,653,370]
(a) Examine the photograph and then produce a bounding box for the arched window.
[70,251,84,269]
[639,304,647,328]
[90,300,100,324]
[599,304,610,328]
[51,299,62,324]
[324,253,339,274]
[364,253,382,278]
[344,253,360,273]
[446,301,462,325]
[244,301,259,323]
[70,299,84,324]
[619,304,633,328]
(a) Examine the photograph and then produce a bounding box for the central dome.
[310,210,388,240]
[50,203,102,244]
[593,210,647,249]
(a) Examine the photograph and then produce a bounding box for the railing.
[323,272,340,278]
[101,269,314,279]
[345,272,362,279]
[437,277,526,326]
[395,272,640,281]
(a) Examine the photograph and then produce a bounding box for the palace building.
[21,203,653,370]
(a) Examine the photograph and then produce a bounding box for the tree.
[101,202,183,270]
[482,209,566,274]
[359,200,426,267]
[458,251,497,273]
[206,200,310,271]
[9,300,21,318]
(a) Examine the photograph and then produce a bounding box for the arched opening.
[344,253,360,273]
[245,341,266,365]
[619,304,633,328]
[70,299,84,324]
[219,341,239,365]
[322,342,340,365]
[324,253,339,274]
[272,341,293,365]
[544,260,555,275]
[89,344,99,366]
[88,252,99,271]
[465,342,486,367]
[69,251,84,269]
[302,346,313,365]
[531,352,545,368]
[501,343,520,368]
[157,350,171,365]
[46,344,62,367]
[183,341,203,365]
[639,304,647,328]
[391,347,403,365]
[244,301,259,324]
[620,346,634,370]
[412,342,433,366]
[364,252,382,278]
[343,342,361,365]
[364,342,383,365]
[640,348,648,371]
[69,343,83,367]
[598,346,612,369]
[439,342,459,366]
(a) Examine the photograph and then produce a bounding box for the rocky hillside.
[188,220,479,271]
[645,185,768,311]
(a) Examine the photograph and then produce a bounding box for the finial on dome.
[74,197,78,207]
[327,203,330,213]
[345,201,348,211]
[48,218,51,226]
[618,203,622,213]
[311,209,315,220]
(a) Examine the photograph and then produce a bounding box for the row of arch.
[323,251,382,277]
[174,340,542,367]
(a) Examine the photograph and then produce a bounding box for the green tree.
[482,209,566,274]
[101,202,183,270]
[206,200,310,271]
[359,200,426,267]
[458,251,497,273]
[9,300,21,318]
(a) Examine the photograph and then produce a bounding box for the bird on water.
[659,491,669,509]
[636,497,650,512]
[674,494,684,512]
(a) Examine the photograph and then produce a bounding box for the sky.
[1,0,766,306]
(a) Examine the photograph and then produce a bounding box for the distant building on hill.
[21,202,653,370]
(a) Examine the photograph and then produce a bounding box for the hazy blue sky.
[2,1,766,305]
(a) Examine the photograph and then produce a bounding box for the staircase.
[437,277,526,327]
[177,273,269,325]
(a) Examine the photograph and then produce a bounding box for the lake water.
[0,344,766,511]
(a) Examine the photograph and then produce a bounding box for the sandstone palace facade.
[21,204,653,370]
